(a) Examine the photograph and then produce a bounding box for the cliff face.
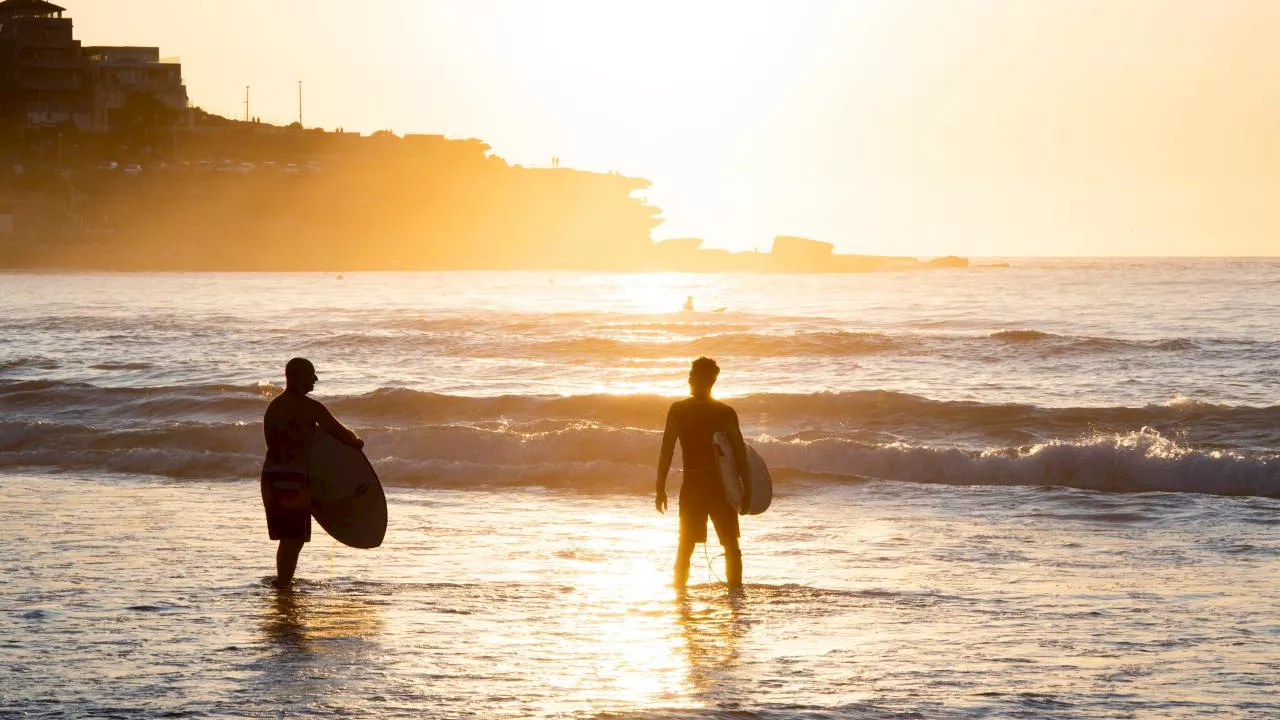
[3,127,662,271]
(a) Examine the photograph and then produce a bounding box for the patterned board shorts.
[260,471,311,542]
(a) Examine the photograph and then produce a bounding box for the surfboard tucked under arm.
[713,431,772,515]
[309,430,387,549]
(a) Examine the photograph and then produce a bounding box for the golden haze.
[70,0,1280,257]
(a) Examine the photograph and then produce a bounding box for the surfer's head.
[688,356,719,397]
[285,357,317,394]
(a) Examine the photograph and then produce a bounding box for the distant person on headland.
[683,295,695,312]
[656,357,751,593]
[261,357,364,587]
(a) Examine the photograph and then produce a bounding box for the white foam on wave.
[760,428,1280,497]
[2,419,1276,497]
[5,380,1279,444]
[1160,395,1228,411]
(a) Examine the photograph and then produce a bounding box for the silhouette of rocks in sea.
[655,236,968,273]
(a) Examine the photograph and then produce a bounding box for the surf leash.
[703,542,724,585]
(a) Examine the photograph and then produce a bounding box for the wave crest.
[1,418,1276,497]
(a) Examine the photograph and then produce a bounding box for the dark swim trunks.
[679,467,739,545]
[260,471,311,542]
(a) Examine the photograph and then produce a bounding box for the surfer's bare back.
[656,356,751,593]
[261,357,364,586]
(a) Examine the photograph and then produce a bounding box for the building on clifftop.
[0,1,188,131]
[83,46,188,131]
[0,0,89,128]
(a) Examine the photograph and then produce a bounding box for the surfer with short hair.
[656,356,751,593]
[261,357,364,586]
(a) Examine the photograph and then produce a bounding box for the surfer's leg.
[276,539,304,585]
[710,504,742,589]
[674,538,696,593]
[676,487,709,593]
[722,538,742,590]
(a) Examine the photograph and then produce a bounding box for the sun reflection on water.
[465,508,758,715]
[531,519,692,712]
[603,273,720,316]
[677,591,747,703]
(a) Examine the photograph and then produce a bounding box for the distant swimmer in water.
[683,295,727,313]
[261,357,364,587]
[656,356,751,593]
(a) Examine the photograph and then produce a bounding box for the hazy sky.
[69,1,1280,256]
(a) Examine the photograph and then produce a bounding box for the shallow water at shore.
[2,474,1276,718]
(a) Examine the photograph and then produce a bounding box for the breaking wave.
[3,380,1278,447]
[1,379,1277,497]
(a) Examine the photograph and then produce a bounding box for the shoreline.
[3,472,1276,718]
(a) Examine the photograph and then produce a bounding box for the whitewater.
[2,260,1278,718]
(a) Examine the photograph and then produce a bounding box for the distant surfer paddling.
[261,358,364,586]
[656,357,751,593]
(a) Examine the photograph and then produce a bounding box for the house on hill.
[0,0,89,128]
[0,0,188,131]
[84,46,188,131]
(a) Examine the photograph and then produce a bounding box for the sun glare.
[534,516,691,711]
[396,0,870,251]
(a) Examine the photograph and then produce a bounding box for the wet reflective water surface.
[2,475,1276,718]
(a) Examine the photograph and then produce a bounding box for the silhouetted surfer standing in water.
[656,357,751,593]
[261,358,364,587]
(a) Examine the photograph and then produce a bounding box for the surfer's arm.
[312,399,365,450]
[726,409,751,510]
[656,407,679,512]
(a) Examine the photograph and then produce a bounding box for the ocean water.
[1,260,1279,717]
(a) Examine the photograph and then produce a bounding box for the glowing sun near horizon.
[69,0,1280,258]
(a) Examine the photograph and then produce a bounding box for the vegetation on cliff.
[1,111,662,270]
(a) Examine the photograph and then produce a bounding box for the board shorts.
[261,471,312,542]
[679,468,739,546]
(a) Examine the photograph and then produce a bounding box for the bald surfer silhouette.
[261,358,364,586]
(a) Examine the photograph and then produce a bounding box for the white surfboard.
[713,432,772,515]
[308,430,387,549]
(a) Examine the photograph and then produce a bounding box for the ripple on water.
[0,476,1277,718]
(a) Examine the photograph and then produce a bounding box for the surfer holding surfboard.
[656,356,755,593]
[261,357,365,587]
